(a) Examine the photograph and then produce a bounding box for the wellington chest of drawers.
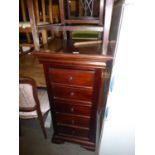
[34,52,112,151]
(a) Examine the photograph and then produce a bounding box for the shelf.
[38,24,104,32]
[39,39,104,55]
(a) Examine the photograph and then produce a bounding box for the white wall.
[99,1,136,155]
[99,0,155,153]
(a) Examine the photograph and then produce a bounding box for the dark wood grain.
[34,52,113,68]
[54,101,92,116]
[34,48,113,150]
[34,53,112,151]
[32,0,114,151]
[38,24,104,32]
[49,68,95,87]
[99,0,105,25]
[56,113,90,127]
[52,84,93,102]
[102,0,114,54]
[57,125,89,138]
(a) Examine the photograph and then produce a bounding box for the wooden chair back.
[20,0,53,24]
[19,0,53,49]
[58,0,108,50]
[60,0,114,54]
[19,76,49,138]
[23,0,114,54]
[59,0,104,25]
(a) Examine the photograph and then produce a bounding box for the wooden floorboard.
[19,39,64,87]
[19,53,46,87]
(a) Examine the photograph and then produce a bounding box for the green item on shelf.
[72,31,99,39]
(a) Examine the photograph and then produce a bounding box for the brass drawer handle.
[70,107,74,112]
[70,92,75,96]
[68,76,73,81]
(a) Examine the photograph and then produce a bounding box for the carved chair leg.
[37,110,47,139]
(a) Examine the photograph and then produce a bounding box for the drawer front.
[56,114,90,127]
[49,68,94,87]
[57,125,89,138]
[54,102,92,116]
[52,85,92,101]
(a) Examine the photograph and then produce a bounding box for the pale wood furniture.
[29,0,114,55]
[19,0,54,50]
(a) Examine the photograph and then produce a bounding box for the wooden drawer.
[54,102,92,116]
[49,68,94,87]
[57,125,89,138]
[56,113,90,127]
[52,85,93,101]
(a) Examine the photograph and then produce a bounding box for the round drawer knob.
[70,92,75,96]
[68,76,73,81]
[70,107,74,112]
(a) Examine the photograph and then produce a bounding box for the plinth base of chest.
[52,133,95,151]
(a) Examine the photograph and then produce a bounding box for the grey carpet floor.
[19,111,96,155]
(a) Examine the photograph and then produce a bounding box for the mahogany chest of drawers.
[34,52,112,151]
